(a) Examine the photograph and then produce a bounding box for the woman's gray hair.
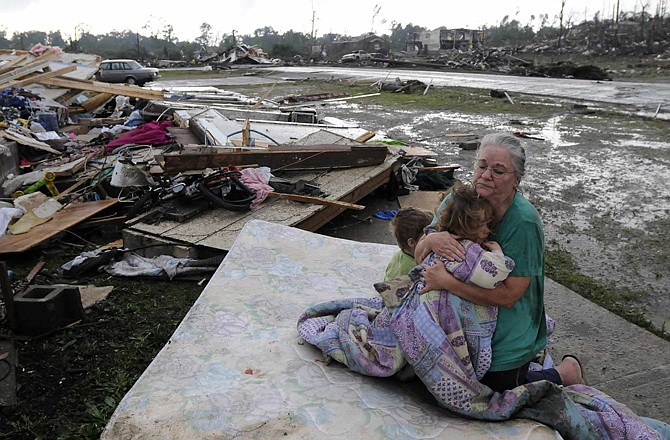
[476,132,526,181]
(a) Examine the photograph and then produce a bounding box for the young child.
[418,182,510,289]
[384,207,434,281]
[431,182,501,255]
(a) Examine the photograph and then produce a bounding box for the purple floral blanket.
[297,241,668,439]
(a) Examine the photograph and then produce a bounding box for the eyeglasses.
[474,162,514,179]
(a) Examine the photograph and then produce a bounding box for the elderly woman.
[414,132,583,392]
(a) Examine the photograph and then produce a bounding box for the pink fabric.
[240,168,274,208]
[106,120,174,152]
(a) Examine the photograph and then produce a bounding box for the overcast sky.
[0,0,653,42]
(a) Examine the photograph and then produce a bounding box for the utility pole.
[136,32,141,60]
[310,1,317,42]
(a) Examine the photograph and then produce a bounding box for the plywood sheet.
[0,199,118,253]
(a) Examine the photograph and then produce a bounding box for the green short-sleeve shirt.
[432,192,546,371]
[384,250,417,281]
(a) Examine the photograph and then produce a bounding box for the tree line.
[1,5,668,63]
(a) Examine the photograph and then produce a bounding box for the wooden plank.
[0,59,52,84]
[0,199,118,254]
[157,145,389,172]
[24,259,46,285]
[266,192,365,210]
[0,129,62,155]
[355,131,375,143]
[80,93,114,112]
[418,164,460,171]
[167,127,200,145]
[0,65,76,90]
[37,77,165,101]
[387,145,438,157]
[0,54,29,75]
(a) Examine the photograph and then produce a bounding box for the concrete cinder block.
[14,285,85,336]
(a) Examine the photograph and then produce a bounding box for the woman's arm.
[419,262,529,308]
[414,231,466,263]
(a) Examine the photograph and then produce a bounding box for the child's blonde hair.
[390,207,434,252]
[437,183,495,243]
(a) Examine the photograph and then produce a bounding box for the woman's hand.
[419,262,456,294]
[415,231,465,263]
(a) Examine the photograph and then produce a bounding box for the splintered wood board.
[0,199,118,253]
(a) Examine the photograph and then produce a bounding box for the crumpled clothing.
[400,163,419,191]
[105,120,174,152]
[102,253,217,279]
[61,248,122,278]
[124,110,144,127]
[239,167,274,208]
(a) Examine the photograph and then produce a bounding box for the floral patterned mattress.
[102,219,561,439]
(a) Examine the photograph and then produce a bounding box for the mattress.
[102,219,560,439]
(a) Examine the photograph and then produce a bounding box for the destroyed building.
[405,28,484,55]
[326,33,390,60]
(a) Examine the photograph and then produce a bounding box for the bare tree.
[162,24,175,43]
[196,22,212,47]
[639,1,650,40]
[371,4,382,34]
[558,0,567,48]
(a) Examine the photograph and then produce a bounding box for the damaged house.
[326,33,390,60]
[193,44,275,65]
[406,28,484,55]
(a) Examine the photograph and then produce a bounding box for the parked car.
[339,50,372,63]
[95,59,160,86]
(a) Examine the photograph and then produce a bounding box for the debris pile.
[387,47,612,80]
[0,45,414,257]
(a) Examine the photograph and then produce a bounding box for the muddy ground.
[220,74,670,333]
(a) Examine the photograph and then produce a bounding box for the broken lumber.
[0,54,29,75]
[24,260,46,285]
[0,129,62,155]
[0,65,77,90]
[36,77,164,100]
[79,93,115,112]
[266,192,365,210]
[0,59,52,84]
